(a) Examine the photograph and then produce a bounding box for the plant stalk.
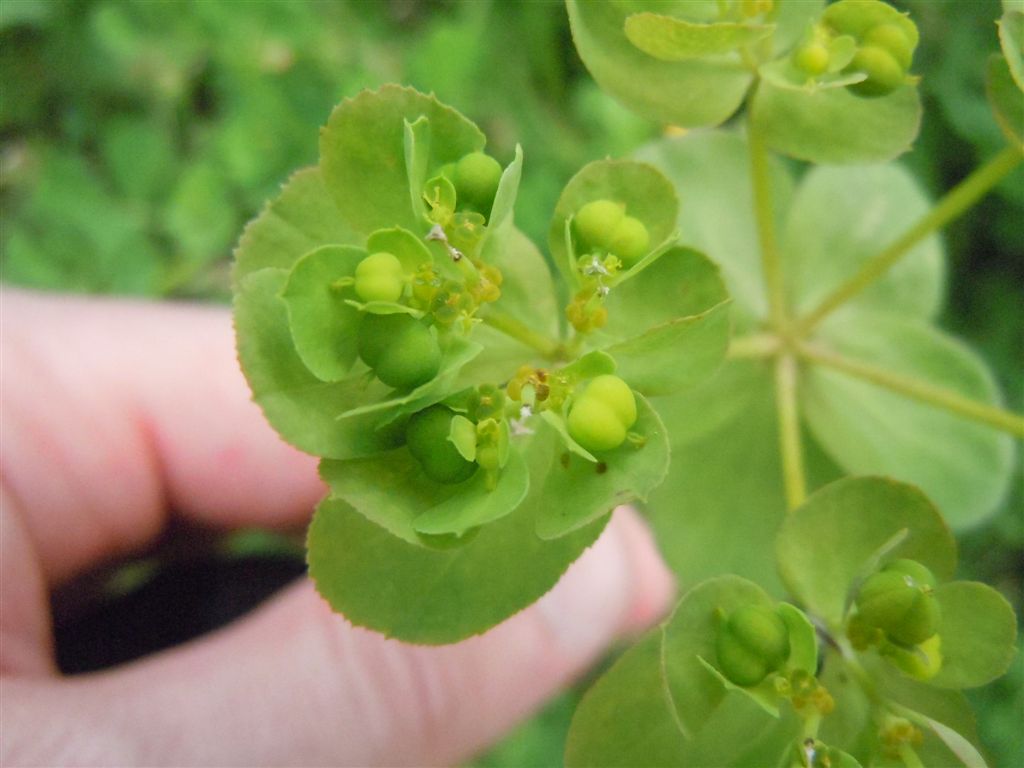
[747,109,789,332]
[727,332,780,359]
[800,342,1024,437]
[795,145,1024,335]
[481,309,563,359]
[774,353,807,511]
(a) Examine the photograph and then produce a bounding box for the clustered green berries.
[451,151,502,215]
[822,0,918,97]
[354,251,405,303]
[357,313,441,390]
[573,198,650,264]
[406,404,477,484]
[567,374,637,453]
[715,604,791,687]
[855,559,940,647]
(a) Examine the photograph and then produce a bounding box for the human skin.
[0,288,674,767]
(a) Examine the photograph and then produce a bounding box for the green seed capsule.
[567,375,637,453]
[454,152,502,214]
[794,41,831,76]
[354,251,405,303]
[848,45,904,97]
[607,215,650,264]
[865,22,913,68]
[357,313,441,391]
[406,405,477,484]
[715,605,791,687]
[855,559,940,647]
[574,199,625,252]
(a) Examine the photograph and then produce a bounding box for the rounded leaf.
[320,85,485,235]
[776,476,957,628]
[306,477,606,643]
[751,78,922,163]
[280,245,366,382]
[566,0,752,128]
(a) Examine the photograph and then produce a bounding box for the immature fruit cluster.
[354,251,405,303]
[823,0,918,97]
[406,404,477,484]
[567,375,637,453]
[715,604,791,687]
[855,559,940,647]
[357,313,441,390]
[573,199,650,264]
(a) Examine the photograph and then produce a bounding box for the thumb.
[3,509,674,767]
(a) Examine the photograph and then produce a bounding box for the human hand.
[0,288,674,766]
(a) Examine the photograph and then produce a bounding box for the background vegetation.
[1,1,1019,764]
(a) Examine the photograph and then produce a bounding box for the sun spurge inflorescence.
[231,0,1022,764]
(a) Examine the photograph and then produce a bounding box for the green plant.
[231,1,1022,765]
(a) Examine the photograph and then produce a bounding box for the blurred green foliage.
[2,0,1020,765]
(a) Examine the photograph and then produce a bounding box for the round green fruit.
[848,45,904,97]
[573,199,625,252]
[715,605,791,687]
[865,22,913,68]
[357,313,441,391]
[354,251,404,303]
[607,215,650,264]
[794,41,831,76]
[567,375,637,453]
[406,405,477,484]
[855,560,940,647]
[454,152,502,213]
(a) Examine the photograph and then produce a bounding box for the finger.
[1,510,675,767]
[1,288,325,586]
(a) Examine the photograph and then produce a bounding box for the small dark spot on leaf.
[596,461,608,475]
[560,452,570,469]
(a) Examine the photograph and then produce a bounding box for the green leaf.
[751,80,922,164]
[484,143,524,236]
[365,226,434,274]
[403,116,431,224]
[413,448,529,536]
[775,476,957,628]
[320,85,485,235]
[635,131,794,326]
[624,14,772,61]
[232,167,360,287]
[336,336,483,421]
[549,159,679,290]
[661,575,777,736]
[234,268,402,460]
[320,441,530,541]
[539,411,599,464]
[566,0,752,128]
[646,361,841,593]
[782,165,944,321]
[280,245,366,382]
[696,655,781,718]
[564,630,688,768]
[602,299,731,397]
[535,394,670,539]
[778,602,818,675]
[804,311,1016,528]
[998,7,1024,92]
[306,444,608,643]
[600,245,729,343]
[928,581,1018,690]
[986,54,1024,149]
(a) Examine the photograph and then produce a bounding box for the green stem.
[898,744,925,768]
[481,309,562,359]
[796,145,1024,335]
[748,106,788,331]
[800,342,1024,437]
[728,332,780,359]
[774,353,807,511]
